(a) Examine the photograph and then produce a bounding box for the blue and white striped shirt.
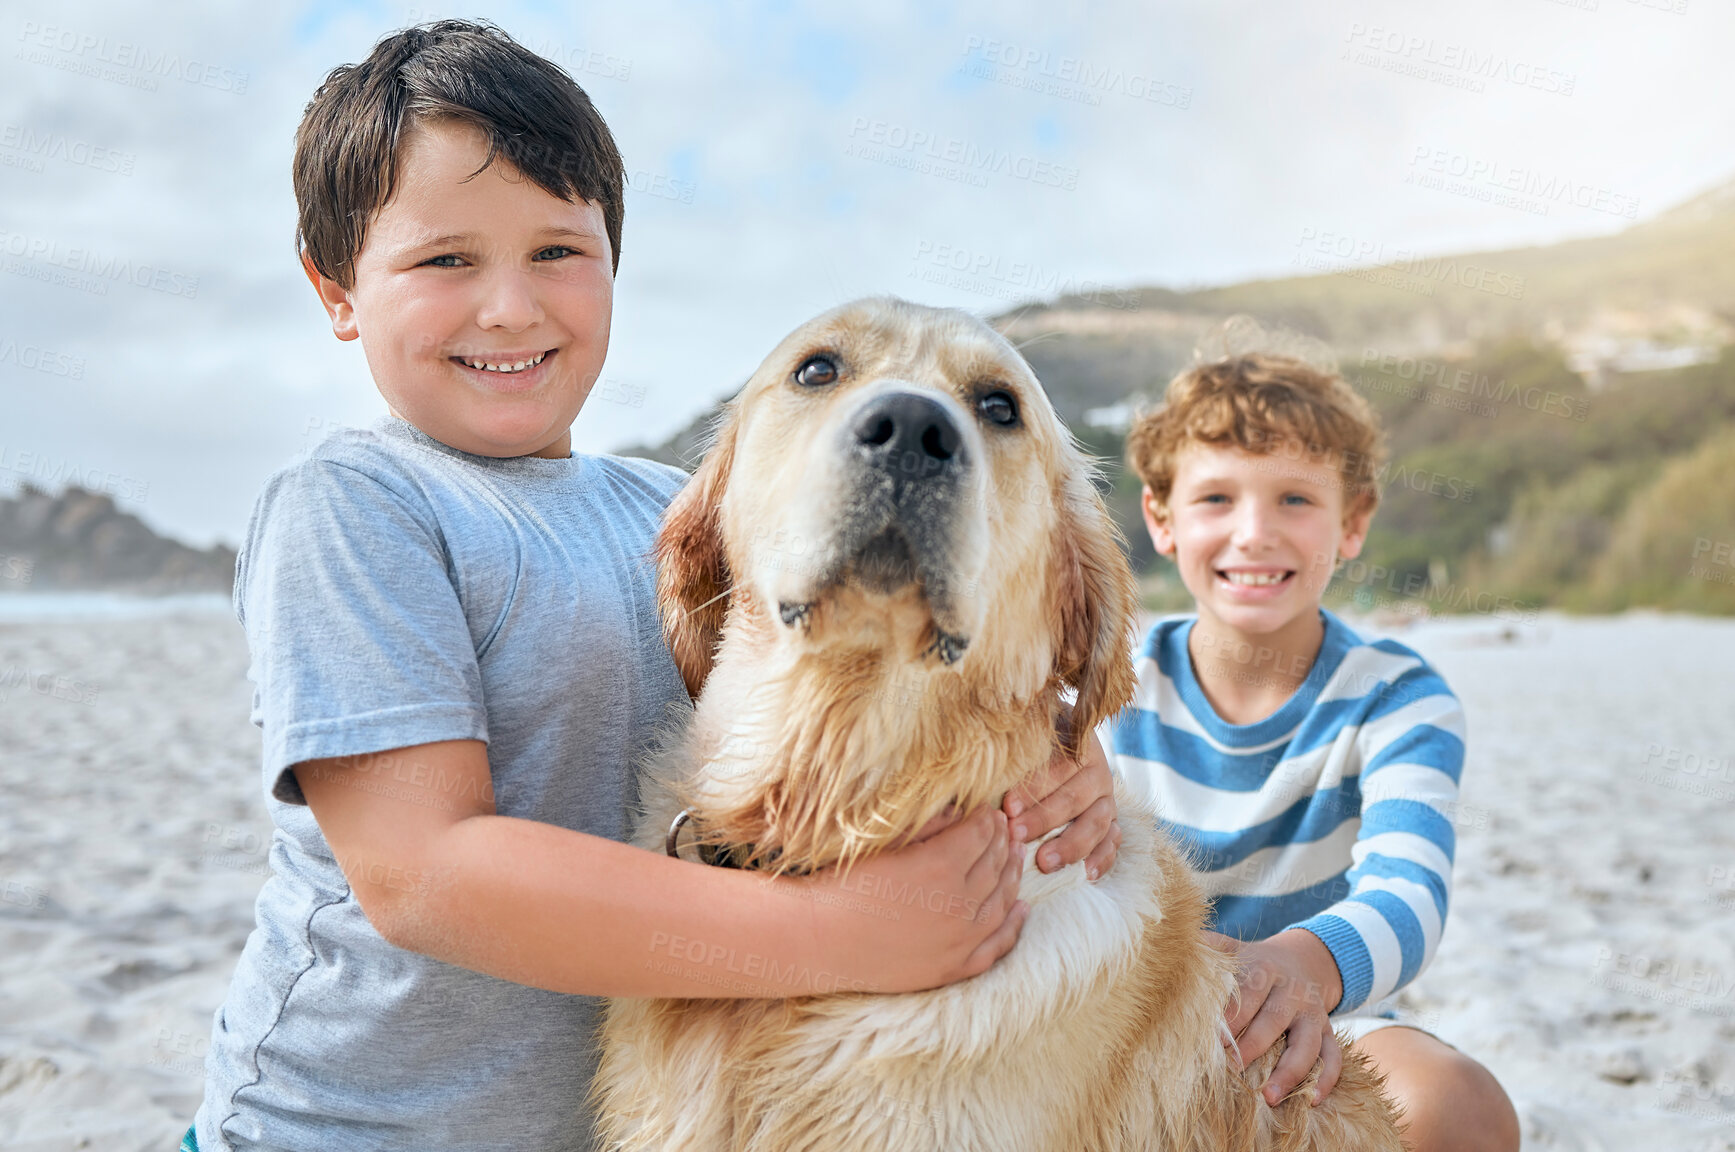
[1105,609,1465,1015]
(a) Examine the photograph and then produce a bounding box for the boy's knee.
[1360,1032,1519,1152]
[1441,1054,1519,1152]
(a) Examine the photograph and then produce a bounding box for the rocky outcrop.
[0,485,234,593]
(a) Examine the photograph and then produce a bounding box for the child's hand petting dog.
[1001,705,1121,881]
[802,805,1029,993]
[1208,928,1346,1107]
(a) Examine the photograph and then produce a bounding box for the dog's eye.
[978,390,1019,427]
[794,355,839,388]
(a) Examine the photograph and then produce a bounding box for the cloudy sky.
[2,0,1731,546]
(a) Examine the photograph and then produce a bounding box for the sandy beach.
[1,598,1732,1150]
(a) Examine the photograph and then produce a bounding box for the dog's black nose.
[852,392,963,479]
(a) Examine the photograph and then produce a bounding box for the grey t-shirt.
[196,417,691,1151]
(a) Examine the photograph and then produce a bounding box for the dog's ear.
[657,407,740,699]
[1049,463,1140,756]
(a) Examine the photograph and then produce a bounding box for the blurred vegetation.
[1584,425,1735,613]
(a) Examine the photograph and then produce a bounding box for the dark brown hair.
[1126,352,1388,520]
[293,19,626,287]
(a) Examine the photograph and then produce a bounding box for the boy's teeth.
[1223,571,1288,586]
[463,351,546,373]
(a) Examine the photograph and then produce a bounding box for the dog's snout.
[852,392,964,476]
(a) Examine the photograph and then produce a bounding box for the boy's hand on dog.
[802,805,1029,992]
[1002,708,1120,881]
[1210,929,1345,1106]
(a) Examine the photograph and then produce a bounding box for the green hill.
[619,175,1735,616]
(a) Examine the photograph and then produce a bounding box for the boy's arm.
[1219,673,1464,1104]
[1288,673,1465,1015]
[297,740,1030,997]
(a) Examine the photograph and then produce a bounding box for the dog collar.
[665,807,804,874]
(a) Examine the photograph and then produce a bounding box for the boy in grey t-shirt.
[193,21,1124,1151]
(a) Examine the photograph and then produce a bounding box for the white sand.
[1,601,1731,1150]
[1375,611,1735,1151]
[0,597,263,1151]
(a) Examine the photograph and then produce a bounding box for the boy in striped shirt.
[1108,353,1518,1151]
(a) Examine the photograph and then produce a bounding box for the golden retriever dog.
[592,297,1404,1151]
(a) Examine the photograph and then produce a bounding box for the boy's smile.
[304,118,614,459]
[1215,565,1297,598]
